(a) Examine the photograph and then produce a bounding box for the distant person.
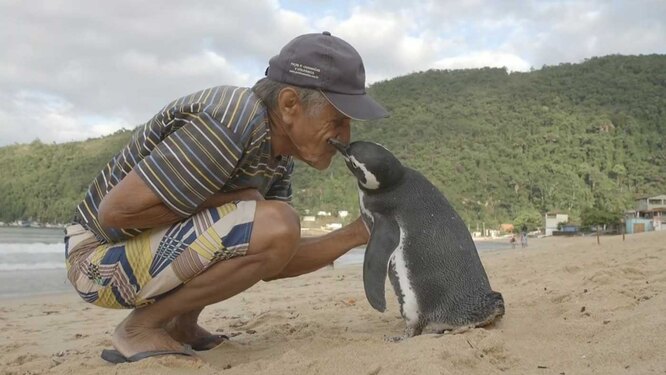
[64,32,388,363]
[520,232,528,248]
[510,235,517,249]
[520,224,528,248]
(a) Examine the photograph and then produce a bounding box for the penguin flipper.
[363,214,400,312]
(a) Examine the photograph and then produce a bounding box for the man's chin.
[310,160,333,171]
[302,155,333,170]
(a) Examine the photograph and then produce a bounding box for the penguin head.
[328,139,405,191]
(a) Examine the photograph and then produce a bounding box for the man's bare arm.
[267,217,370,280]
[98,169,262,229]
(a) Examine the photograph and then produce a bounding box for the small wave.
[0,243,64,254]
[0,262,65,271]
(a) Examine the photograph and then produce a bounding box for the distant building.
[625,194,666,233]
[625,218,654,234]
[302,216,316,222]
[338,210,349,218]
[635,194,666,212]
[544,212,569,236]
[553,224,579,236]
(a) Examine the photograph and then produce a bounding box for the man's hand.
[199,188,264,209]
[235,188,265,202]
[349,216,370,244]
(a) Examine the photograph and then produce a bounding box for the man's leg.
[111,200,300,357]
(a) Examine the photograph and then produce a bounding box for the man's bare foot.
[112,311,188,358]
[165,315,228,351]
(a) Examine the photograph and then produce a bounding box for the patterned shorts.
[64,201,256,309]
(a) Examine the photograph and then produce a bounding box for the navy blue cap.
[266,32,389,121]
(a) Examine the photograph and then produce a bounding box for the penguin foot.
[384,324,425,342]
[383,335,406,343]
[434,325,473,335]
[451,325,473,334]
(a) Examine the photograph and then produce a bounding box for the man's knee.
[249,200,300,278]
[256,200,300,240]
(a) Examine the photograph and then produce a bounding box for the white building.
[544,212,569,236]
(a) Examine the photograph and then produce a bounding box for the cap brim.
[320,91,390,121]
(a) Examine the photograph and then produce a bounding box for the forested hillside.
[0,130,133,223]
[295,55,666,227]
[1,55,664,228]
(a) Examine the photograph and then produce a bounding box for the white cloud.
[434,51,531,72]
[118,50,248,80]
[0,90,125,145]
[318,6,445,82]
[0,0,664,145]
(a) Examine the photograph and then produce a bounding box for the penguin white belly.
[388,227,420,326]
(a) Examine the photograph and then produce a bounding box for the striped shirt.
[74,86,293,243]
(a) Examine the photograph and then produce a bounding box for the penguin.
[328,139,504,339]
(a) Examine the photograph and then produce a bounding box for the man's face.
[290,102,351,170]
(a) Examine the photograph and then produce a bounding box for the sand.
[1,231,665,375]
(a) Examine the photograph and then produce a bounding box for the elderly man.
[64,31,388,363]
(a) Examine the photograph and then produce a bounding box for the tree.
[513,209,542,233]
[580,206,622,228]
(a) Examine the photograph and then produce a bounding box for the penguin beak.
[327,138,349,157]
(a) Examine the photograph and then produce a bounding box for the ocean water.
[0,227,511,298]
[0,227,71,298]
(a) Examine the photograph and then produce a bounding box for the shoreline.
[0,234,513,299]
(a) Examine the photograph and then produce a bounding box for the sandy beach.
[1,231,664,375]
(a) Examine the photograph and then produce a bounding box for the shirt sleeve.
[134,112,244,217]
[264,158,294,202]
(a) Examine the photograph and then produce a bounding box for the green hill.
[1,55,664,228]
[0,130,133,224]
[295,55,666,226]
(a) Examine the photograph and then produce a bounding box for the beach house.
[544,212,569,236]
[625,194,666,233]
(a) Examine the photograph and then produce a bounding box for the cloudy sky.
[1,0,665,146]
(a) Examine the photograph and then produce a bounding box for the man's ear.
[277,87,301,123]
